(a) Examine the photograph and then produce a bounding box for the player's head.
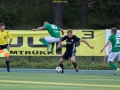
[67,29,73,38]
[111,27,117,34]
[44,21,49,25]
[0,23,5,31]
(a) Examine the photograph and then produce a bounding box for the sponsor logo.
[10,50,54,55]
[10,30,94,55]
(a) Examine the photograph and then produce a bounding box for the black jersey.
[61,35,80,53]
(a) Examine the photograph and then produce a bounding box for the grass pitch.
[0,69,120,90]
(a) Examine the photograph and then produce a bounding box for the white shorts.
[45,36,60,43]
[108,52,120,62]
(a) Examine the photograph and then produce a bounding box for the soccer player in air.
[0,23,12,72]
[57,29,94,73]
[100,27,120,75]
[32,21,64,51]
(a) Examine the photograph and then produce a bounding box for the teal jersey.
[108,34,120,52]
[44,24,60,38]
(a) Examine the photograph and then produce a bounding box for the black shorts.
[0,44,8,50]
[62,52,76,60]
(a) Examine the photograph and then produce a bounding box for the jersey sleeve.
[108,35,112,42]
[61,35,67,41]
[44,24,48,29]
[74,35,80,42]
[7,31,12,39]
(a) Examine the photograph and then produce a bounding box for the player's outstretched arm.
[80,39,94,49]
[57,41,62,49]
[60,29,64,35]
[100,40,111,53]
[57,35,67,48]
[32,26,44,31]
[7,38,12,49]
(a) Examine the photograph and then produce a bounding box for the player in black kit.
[57,29,94,73]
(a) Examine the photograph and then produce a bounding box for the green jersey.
[108,34,120,52]
[44,24,60,38]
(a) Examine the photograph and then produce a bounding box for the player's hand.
[32,28,37,31]
[7,44,10,49]
[57,44,61,49]
[62,33,64,36]
[100,49,103,53]
[90,46,94,49]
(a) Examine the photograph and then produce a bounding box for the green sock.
[118,61,120,64]
[109,62,118,69]
[51,43,55,50]
[39,38,49,47]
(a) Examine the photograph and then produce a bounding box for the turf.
[0,69,120,90]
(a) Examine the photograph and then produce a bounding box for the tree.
[54,3,63,28]
[80,0,88,27]
[0,0,22,29]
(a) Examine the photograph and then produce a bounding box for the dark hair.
[111,27,117,34]
[0,23,5,27]
[67,29,72,34]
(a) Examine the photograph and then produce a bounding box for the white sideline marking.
[0,80,120,88]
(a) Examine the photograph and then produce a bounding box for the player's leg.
[39,37,49,47]
[108,52,118,69]
[59,57,65,73]
[39,37,53,51]
[50,43,55,51]
[44,36,60,51]
[118,52,120,64]
[59,53,69,73]
[70,53,78,72]
[2,44,10,72]
[50,37,60,51]
[5,56,10,72]
[108,52,120,75]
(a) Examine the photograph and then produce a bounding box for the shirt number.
[51,25,57,29]
[116,38,120,44]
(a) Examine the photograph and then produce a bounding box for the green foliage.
[89,0,120,29]
[63,0,81,28]
[0,0,120,29]
[0,0,22,29]
[0,56,119,70]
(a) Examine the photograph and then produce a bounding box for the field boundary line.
[0,80,120,88]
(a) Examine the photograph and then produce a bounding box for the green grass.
[0,71,120,90]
